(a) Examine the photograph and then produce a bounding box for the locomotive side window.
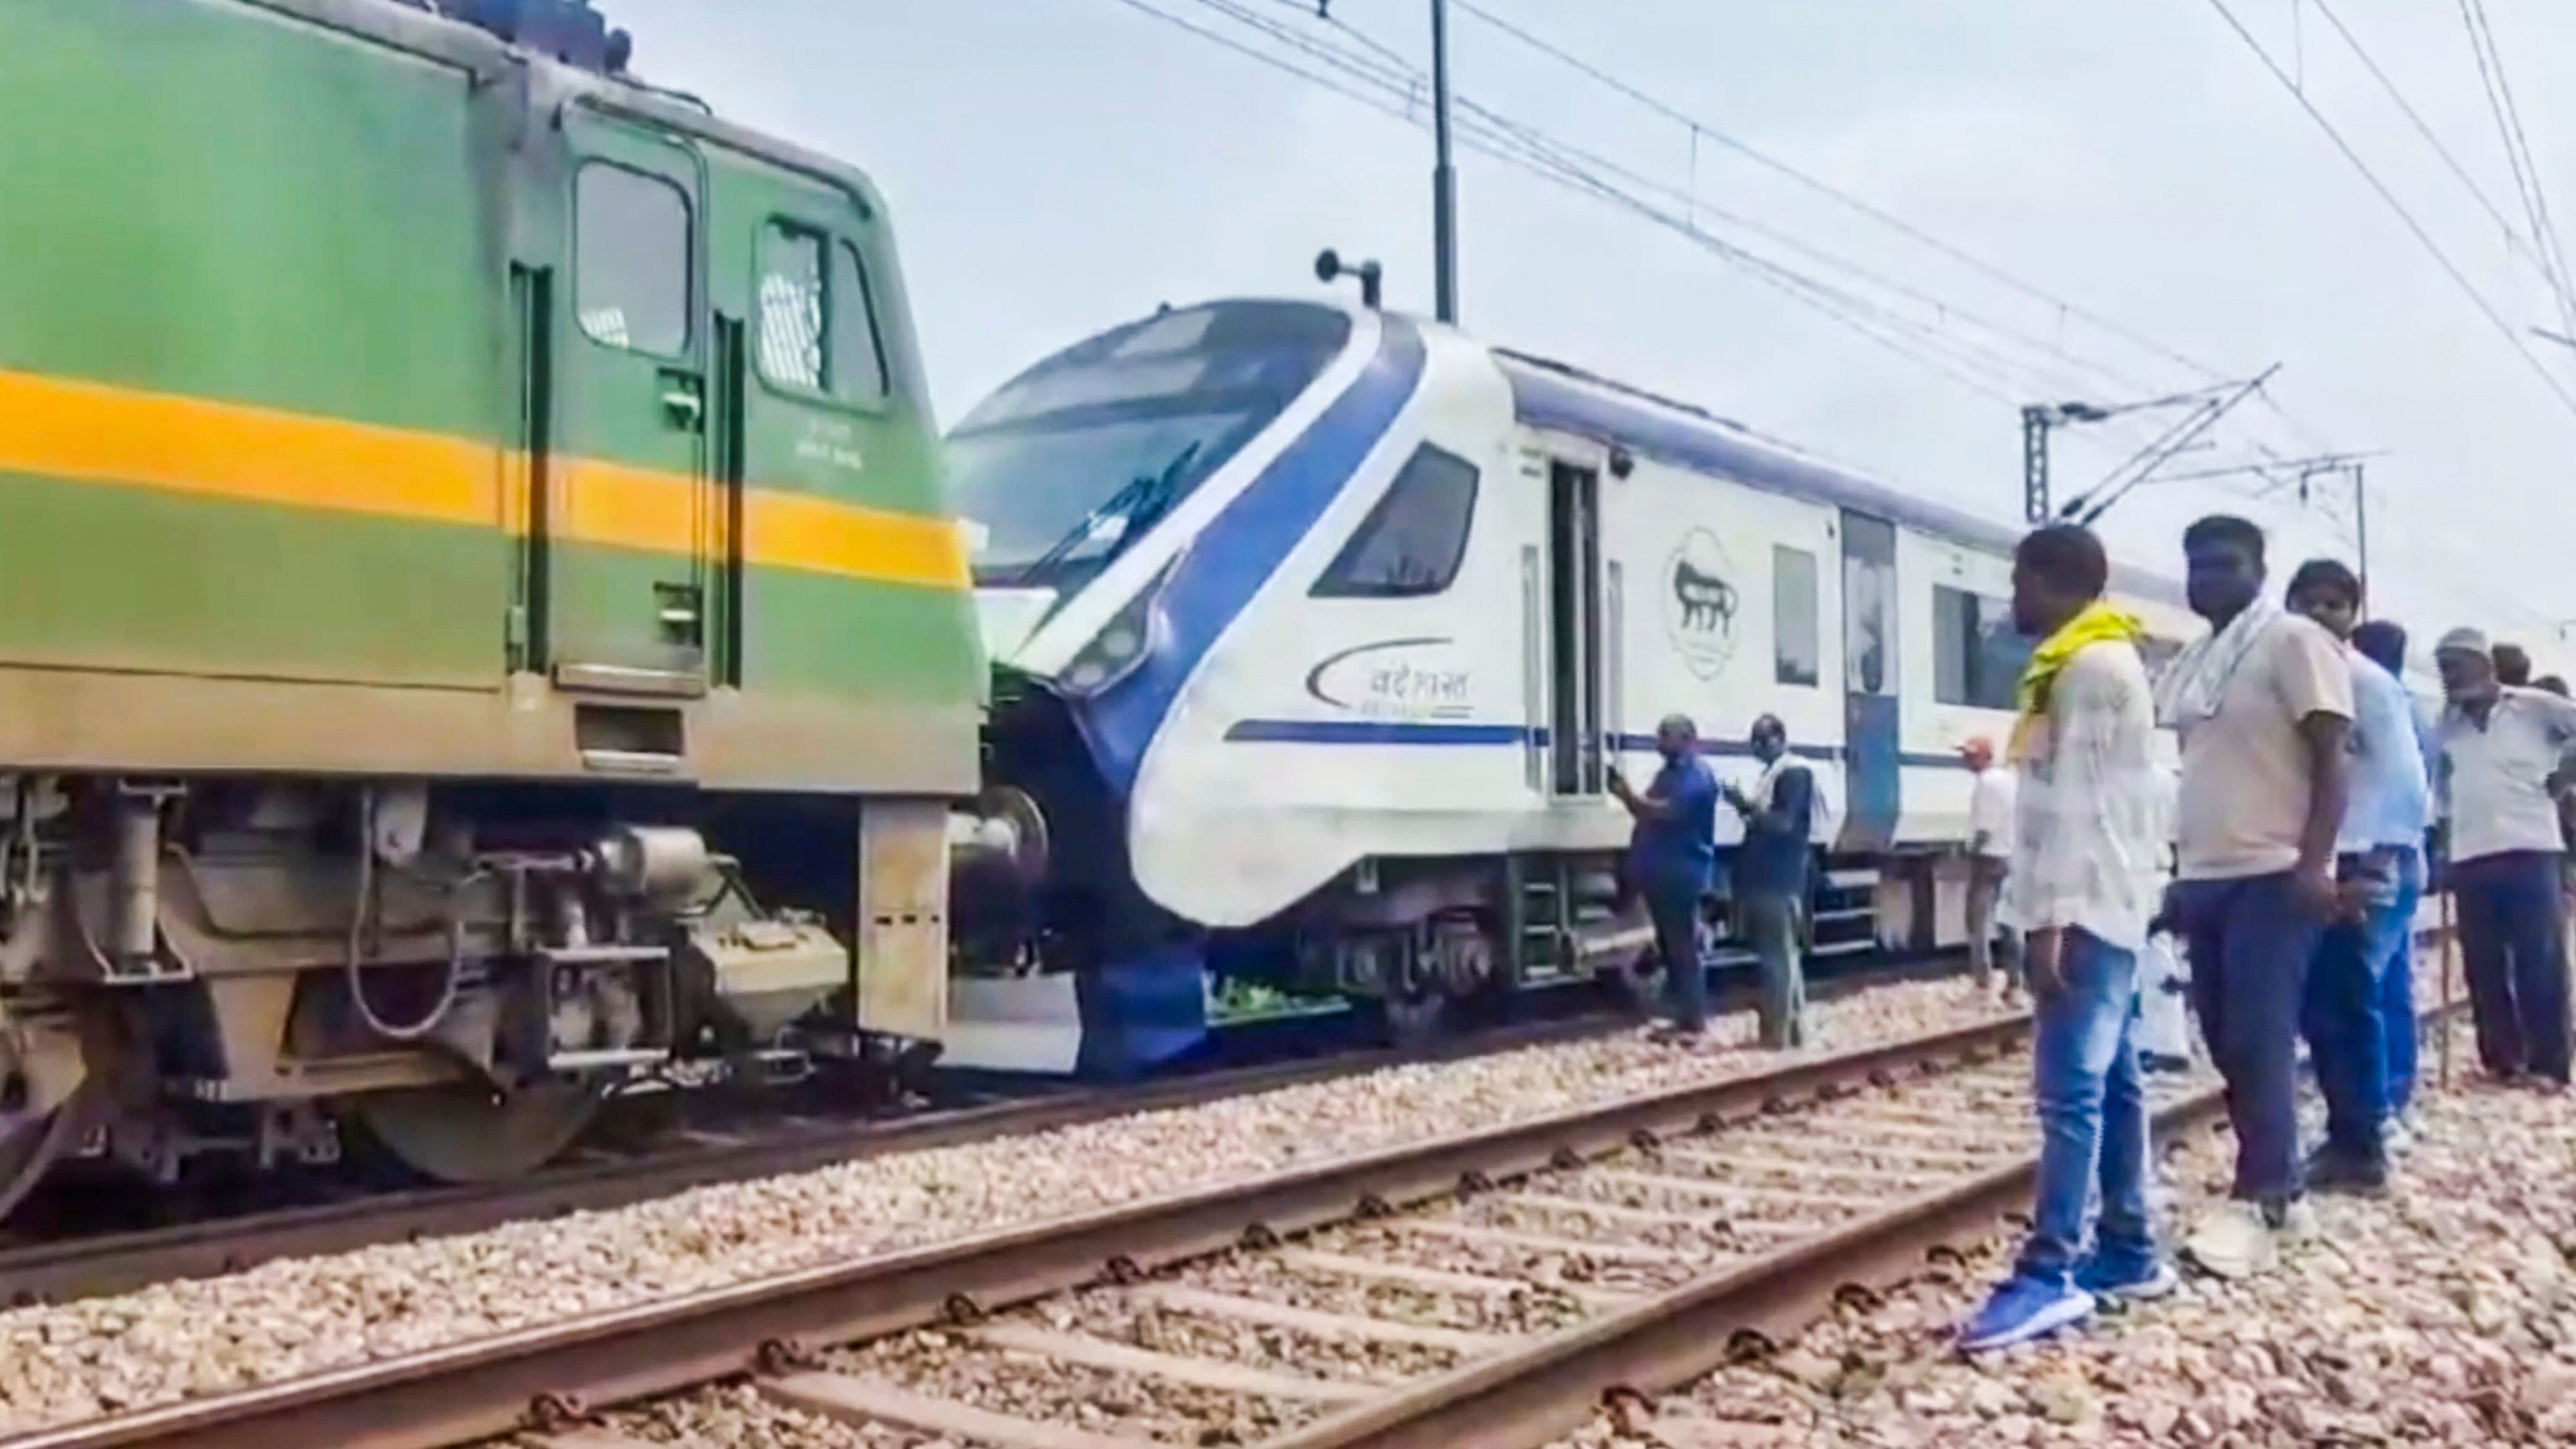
[1773,544,1821,686]
[757,223,826,390]
[1934,585,2030,710]
[756,222,891,401]
[575,164,692,355]
[833,241,891,399]
[1312,444,1480,597]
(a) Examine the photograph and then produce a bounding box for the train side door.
[1543,461,1607,796]
[547,107,714,692]
[1839,509,1900,849]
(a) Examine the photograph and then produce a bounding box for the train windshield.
[948,302,1354,592]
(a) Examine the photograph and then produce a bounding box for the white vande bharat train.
[935,292,2223,1074]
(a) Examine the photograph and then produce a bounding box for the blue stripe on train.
[1220,718,1968,770]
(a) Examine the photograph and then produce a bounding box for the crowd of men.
[1958,514,2576,1350]
[1610,509,2576,1354]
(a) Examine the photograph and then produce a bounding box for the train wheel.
[0,1083,94,1222]
[352,1080,603,1186]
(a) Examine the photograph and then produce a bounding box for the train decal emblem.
[1662,528,1740,680]
[1306,636,1474,721]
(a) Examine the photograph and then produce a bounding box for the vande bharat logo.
[1662,527,1740,681]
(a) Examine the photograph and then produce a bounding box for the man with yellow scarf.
[1960,523,2175,1352]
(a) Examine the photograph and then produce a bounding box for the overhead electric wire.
[2305,0,2556,287]
[1131,0,2118,414]
[1210,0,2170,410]
[1445,0,2231,385]
[2204,0,2576,425]
[2454,0,2576,341]
[1108,0,2368,513]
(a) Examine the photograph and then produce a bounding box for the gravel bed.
[1018,1288,1461,1385]
[1184,1248,1595,1336]
[828,1329,1322,1444]
[0,977,2006,1435]
[540,1381,962,1447]
[1312,1217,1700,1296]
[1550,1019,2576,1449]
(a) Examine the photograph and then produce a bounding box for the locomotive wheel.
[0,1084,94,1222]
[353,1080,604,1186]
[1376,986,1448,1054]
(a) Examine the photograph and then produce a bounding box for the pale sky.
[613,0,2576,664]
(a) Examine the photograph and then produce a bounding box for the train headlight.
[1057,558,1177,699]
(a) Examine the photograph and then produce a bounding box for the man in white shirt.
[1958,524,2171,1352]
[2435,627,2576,1088]
[1961,736,2021,1000]
[2155,516,2352,1281]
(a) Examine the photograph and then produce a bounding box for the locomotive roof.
[1493,347,2189,610]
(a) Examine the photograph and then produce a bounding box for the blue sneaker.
[1958,1277,2095,1353]
[2075,1253,2180,1303]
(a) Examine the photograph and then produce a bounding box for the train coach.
[939,290,2212,1070]
[0,0,978,1215]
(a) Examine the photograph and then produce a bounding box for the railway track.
[0,1010,2184,1449]
[0,956,1961,1311]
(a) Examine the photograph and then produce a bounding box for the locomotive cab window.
[1311,444,1480,598]
[574,164,692,355]
[757,221,889,401]
[1773,544,1821,686]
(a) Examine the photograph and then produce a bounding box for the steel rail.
[1261,996,2466,1449]
[0,1014,2033,1449]
[1,954,1954,1309]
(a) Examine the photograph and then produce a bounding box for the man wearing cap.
[2435,627,2576,1088]
[1962,737,2022,1001]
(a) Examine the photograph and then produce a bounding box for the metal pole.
[1430,0,1458,324]
[2353,462,2369,614]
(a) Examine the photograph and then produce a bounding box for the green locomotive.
[0,0,981,1211]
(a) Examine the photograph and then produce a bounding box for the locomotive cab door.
[547,107,715,694]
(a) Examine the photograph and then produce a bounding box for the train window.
[757,224,826,389]
[575,164,691,355]
[1934,586,2030,710]
[1773,545,1821,686]
[1312,444,1480,597]
[757,225,890,402]
[831,240,891,400]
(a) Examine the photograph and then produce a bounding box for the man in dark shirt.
[1725,713,1816,1049]
[1611,714,1719,1040]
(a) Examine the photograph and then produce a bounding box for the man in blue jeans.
[1960,524,2172,1351]
[2286,562,2428,1194]
[2351,619,2429,1138]
[1611,714,1719,1041]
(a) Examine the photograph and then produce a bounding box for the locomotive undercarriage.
[0,774,863,1216]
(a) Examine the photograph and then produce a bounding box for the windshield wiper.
[1012,441,1201,588]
